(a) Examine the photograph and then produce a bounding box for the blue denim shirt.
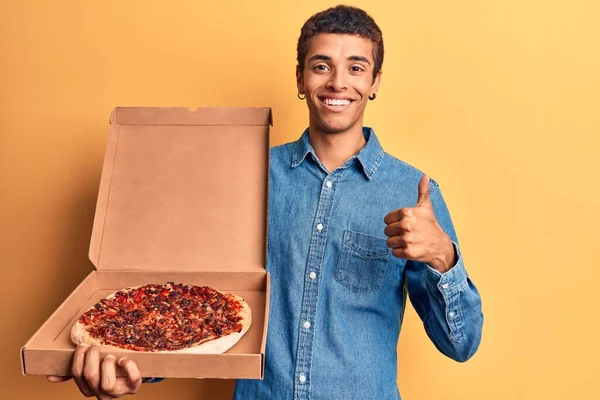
[234,127,483,400]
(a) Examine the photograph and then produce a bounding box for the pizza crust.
[71,286,252,354]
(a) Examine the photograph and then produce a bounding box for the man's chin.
[316,119,356,134]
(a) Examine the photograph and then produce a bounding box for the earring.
[298,92,306,100]
[368,93,377,100]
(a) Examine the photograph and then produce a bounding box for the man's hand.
[47,344,142,399]
[384,175,456,273]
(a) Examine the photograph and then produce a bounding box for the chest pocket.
[335,230,391,293]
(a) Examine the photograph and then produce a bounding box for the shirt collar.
[291,127,385,180]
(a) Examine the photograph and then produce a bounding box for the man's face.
[297,33,381,135]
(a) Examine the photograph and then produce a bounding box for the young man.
[49,5,483,400]
[234,6,483,399]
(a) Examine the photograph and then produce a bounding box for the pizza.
[71,282,251,354]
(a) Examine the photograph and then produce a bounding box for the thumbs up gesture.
[383,175,456,273]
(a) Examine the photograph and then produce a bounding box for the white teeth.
[323,98,351,106]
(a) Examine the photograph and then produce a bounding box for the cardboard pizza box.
[21,107,271,379]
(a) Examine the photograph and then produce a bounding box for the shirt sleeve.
[404,181,484,362]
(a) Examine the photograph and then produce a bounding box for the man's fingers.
[386,230,416,249]
[386,235,407,249]
[71,343,88,378]
[119,358,142,391]
[71,344,94,397]
[384,220,415,238]
[82,345,101,392]
[100,355,117,395]
[392,247,409,259]
[416,175,432,208]
[47,376,72,383]
[392,246,418,260]
[384,208,413,225]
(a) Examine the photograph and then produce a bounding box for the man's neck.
[308,124,367,173]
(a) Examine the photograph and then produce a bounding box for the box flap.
[89,107,270,271]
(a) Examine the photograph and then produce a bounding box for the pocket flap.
[343,230,390,259]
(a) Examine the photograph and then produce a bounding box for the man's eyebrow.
[348,55,371,64]
[307,54,331,62]
[307,54,372,64]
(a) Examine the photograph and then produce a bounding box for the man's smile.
[318,96,356,112]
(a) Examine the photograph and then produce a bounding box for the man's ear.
[296,65,304,94]
[371,70,382,96]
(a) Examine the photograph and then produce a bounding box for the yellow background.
[1,0,598,399]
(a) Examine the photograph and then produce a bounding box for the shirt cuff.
[426,241,468,298]
[142,377,165,384]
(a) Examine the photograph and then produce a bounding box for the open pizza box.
[21,107,271,379]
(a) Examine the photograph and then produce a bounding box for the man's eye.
[351,66,364,72]
[314,65,328,71]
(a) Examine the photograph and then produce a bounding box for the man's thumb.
[416,175,432,207]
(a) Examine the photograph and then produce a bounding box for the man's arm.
[384,176,483,362]
[405,242,483,362]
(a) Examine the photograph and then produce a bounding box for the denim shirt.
[233,128,483,400]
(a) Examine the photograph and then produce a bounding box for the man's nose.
[326,69,347,91]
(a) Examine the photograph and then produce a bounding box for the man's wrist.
[428,236,457,273]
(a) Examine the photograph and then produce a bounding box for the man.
[49,5,483,400]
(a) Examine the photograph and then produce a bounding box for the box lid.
[89,107,271,271]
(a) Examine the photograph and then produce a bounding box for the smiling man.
[49,5,483,400]
[234,5,484,400]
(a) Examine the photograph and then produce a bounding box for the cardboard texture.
[22,107,272,379]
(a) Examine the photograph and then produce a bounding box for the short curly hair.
[297,5,384,80]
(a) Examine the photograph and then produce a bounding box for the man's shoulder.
[380,152,440,189]
[268,141,296,164]
[269,141,295,153]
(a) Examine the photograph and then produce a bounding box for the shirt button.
[441,283,450,289]
[309,272,316,279]
[303,321,311,329]
[449,311,455,318]
[326,181,332,188]
[299,374,306,383]
[316,223,324,231]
